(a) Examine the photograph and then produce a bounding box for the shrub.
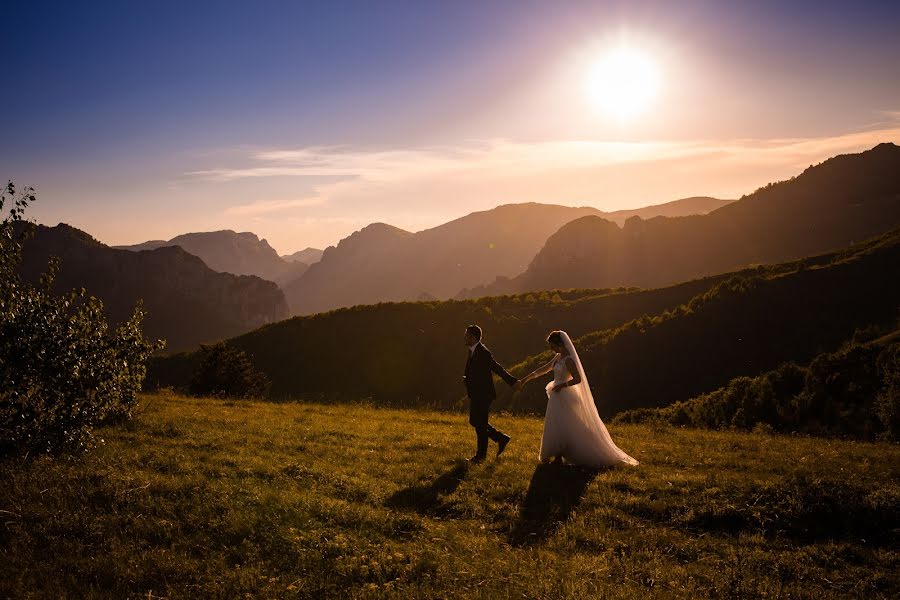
[0,182,164,456]
[615,336,900,440]
[875,344,900,440]
[188,342,270,399]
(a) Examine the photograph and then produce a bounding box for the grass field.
[2,392,898,599]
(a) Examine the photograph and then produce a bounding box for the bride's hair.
[546,330,564,346]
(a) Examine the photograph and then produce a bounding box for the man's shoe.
[467,454,486,464]
[497,435,511,457]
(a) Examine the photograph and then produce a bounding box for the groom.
[463,325,519,463]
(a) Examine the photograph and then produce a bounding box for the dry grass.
[1,392,897,598]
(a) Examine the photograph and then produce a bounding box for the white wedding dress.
[539,331,639,467]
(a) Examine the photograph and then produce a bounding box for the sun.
[587,44,661,121]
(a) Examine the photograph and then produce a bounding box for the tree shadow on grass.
[508,463,601,546]
[385,460,470,517]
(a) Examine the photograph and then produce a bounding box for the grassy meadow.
[1,392,898,599]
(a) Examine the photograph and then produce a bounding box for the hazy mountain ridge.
[118,230,309,287]
[281,247,324,264]
[460,143,900,297]
[20,224,290,352]
[601,196,732,221]
[284,197,729,315]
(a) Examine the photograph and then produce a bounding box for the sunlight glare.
[587,44,662,121]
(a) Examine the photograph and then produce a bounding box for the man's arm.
[487,351,518,387]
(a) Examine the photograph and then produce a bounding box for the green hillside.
[148,226,897,426]
[147,259,813,405]
[615,329,900,440]
[1,393,896,598]
[508,227,900,418]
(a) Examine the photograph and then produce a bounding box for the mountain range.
[19,197,729,354]
[283,196,731,315]
[460,143,900,297]
[20,224,289,352]
[117,230,311,286]
[147,225,900,418]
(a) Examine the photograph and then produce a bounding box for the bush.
[875,344,900,440]
[188,342,270,399]
[0,182,164,456]
[615,338,900,440]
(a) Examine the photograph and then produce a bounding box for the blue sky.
[3,0,899,252]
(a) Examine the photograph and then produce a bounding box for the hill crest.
[459,142,900,298]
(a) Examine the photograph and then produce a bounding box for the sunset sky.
[3,0,899,253]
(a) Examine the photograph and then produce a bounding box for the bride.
[516,330,639,468]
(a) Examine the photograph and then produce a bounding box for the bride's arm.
[516,355,557,389]
[552,357,582,392]
[564,357,581,386]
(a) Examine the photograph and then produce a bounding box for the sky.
[3,0,899,253]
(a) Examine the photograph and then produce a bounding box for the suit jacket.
[464,342,518,401]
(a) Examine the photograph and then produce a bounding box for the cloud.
[187,139,702,183]
[192,125,900,181]
[189,121,900,223]
[224,196,326,216]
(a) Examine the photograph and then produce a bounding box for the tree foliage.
[616,335,900,440]
[0,182,163,456]
[188,342,270,399]
[874,343,900,440]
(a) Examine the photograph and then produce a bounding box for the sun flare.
[587,44,661,121]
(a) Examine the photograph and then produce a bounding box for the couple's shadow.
[508,463,601,546]
[386,460,601,545]
[385,460,470,518]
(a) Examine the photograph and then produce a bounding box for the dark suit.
[464,342,518,457]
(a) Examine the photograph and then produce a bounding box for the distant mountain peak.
[118,229,309,287]
[170,230,264,244]
[357,222,412,236]
[318,222,411,260]
[281,247,324,265]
